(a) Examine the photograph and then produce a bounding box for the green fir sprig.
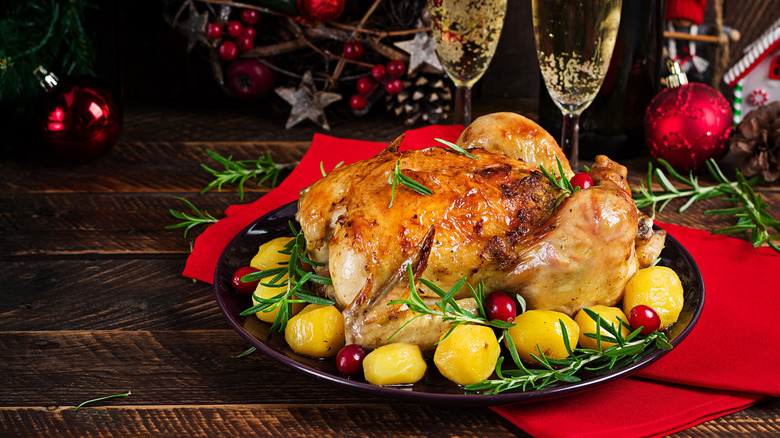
[388,159,433,207]
[633,158,780,253]
[466,308,673,394]
[239,222,334,332]
[201,149,296,200]
[387,265,516,343]
[165,197,219,237]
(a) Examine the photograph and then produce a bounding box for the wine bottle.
[538,0,666,160]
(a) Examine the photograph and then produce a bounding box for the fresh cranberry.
[231,266,260,294]
[386,60,406,78]
[205,22,222,39]
[385,78,403,95]
[349,94,367,111]
[356,77,376,95]
[336,344,367,376]
[226,20,243,38]
[217,41,238,61]
[242,27,256,39]
[371,64,387,82]
[342,40,363,60]
[484,291,517,323]
[236,34,254,52]
[570,172,593,190]
[240,9,260,25]
[629,305,662,335]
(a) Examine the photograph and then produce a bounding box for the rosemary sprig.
[239,222,334,332]
[388,159,433,207]
[73,391,132,412]
[320,160,344,177]
[233,346,257,358]
[387,265,516,343]
[201,149,297,200]
[165,197,219,237]
[539,157,579,206]
[434,138,481,160]
[466,308,673,394]
[633,159,780,253]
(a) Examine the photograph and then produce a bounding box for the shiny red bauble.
[218,41,238,61]
[343,40,363,60]
[37,72,122,163]
[297,0,345,23]
[226,59,276,99]
[336,344,367,376]
[231,266,260,294]
[386,60,406,78]
[484,291,516,323]
[570,172,593,190]
[644,82,733,173]
[629,305,662,335]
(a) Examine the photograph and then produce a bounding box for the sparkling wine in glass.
[533,0,622,171]
[428,0,507,125]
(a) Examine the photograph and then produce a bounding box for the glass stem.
[561,112,580,172]
[454,86,472,126]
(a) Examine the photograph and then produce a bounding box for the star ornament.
[394,31,443,74]
[275,71,342,130]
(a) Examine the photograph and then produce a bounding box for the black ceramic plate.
[214,201,705,406]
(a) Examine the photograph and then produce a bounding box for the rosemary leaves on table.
[201,149,296,200]
[73,391,132,411]
[633,158,780,253]
[465,308,673,394]
[165,197,219,237]
[239,222,334,332]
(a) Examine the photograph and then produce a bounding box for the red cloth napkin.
[184,125,779,437]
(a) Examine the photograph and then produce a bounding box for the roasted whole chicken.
[296,113,665,352]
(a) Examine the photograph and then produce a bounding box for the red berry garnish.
[226,20,243,38]
[240,9,260,25]
[205,22,222,39]
[336,344,367,376]
[386,60,406,78]
[356,77,376,95]
[570,172,593,190]
[217,41,238,61]
[231,266,260,294]
[242,27,256,39]
[371,64,387,82]
[629,305,661,335]
[342,40,363,60]
[236,34,254,52]
[349,94,367,111]
[484,291,517,322]
[384,78,403,95]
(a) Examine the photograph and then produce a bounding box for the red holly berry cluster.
[345,40,407,112]
[206,9,260,61]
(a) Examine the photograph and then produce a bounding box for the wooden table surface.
[1,103,778,437]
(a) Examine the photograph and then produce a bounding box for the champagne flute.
[428,0,507,126]
[533,0,622,171]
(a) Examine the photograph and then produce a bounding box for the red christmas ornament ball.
[297,0,345,23]
[225,59,276,99]
[644,82,733,173]
[37,73,122,163]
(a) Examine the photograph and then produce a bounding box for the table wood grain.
[1,104,777,437]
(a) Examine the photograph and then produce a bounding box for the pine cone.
[729,101,780,183]
[386,73,453,126]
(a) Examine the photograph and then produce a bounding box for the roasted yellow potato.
[623,266,684,330]
[433,324,500,386]
[574,305,631,350]
[250,236,293,270]
[505,310,579,363]
[363,343,427,385]
[284,304,345,358]
[251,275,305,323]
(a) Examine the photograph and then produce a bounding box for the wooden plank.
[0,259,222,331]
[1,141,308,194]
[0,404,524,438]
